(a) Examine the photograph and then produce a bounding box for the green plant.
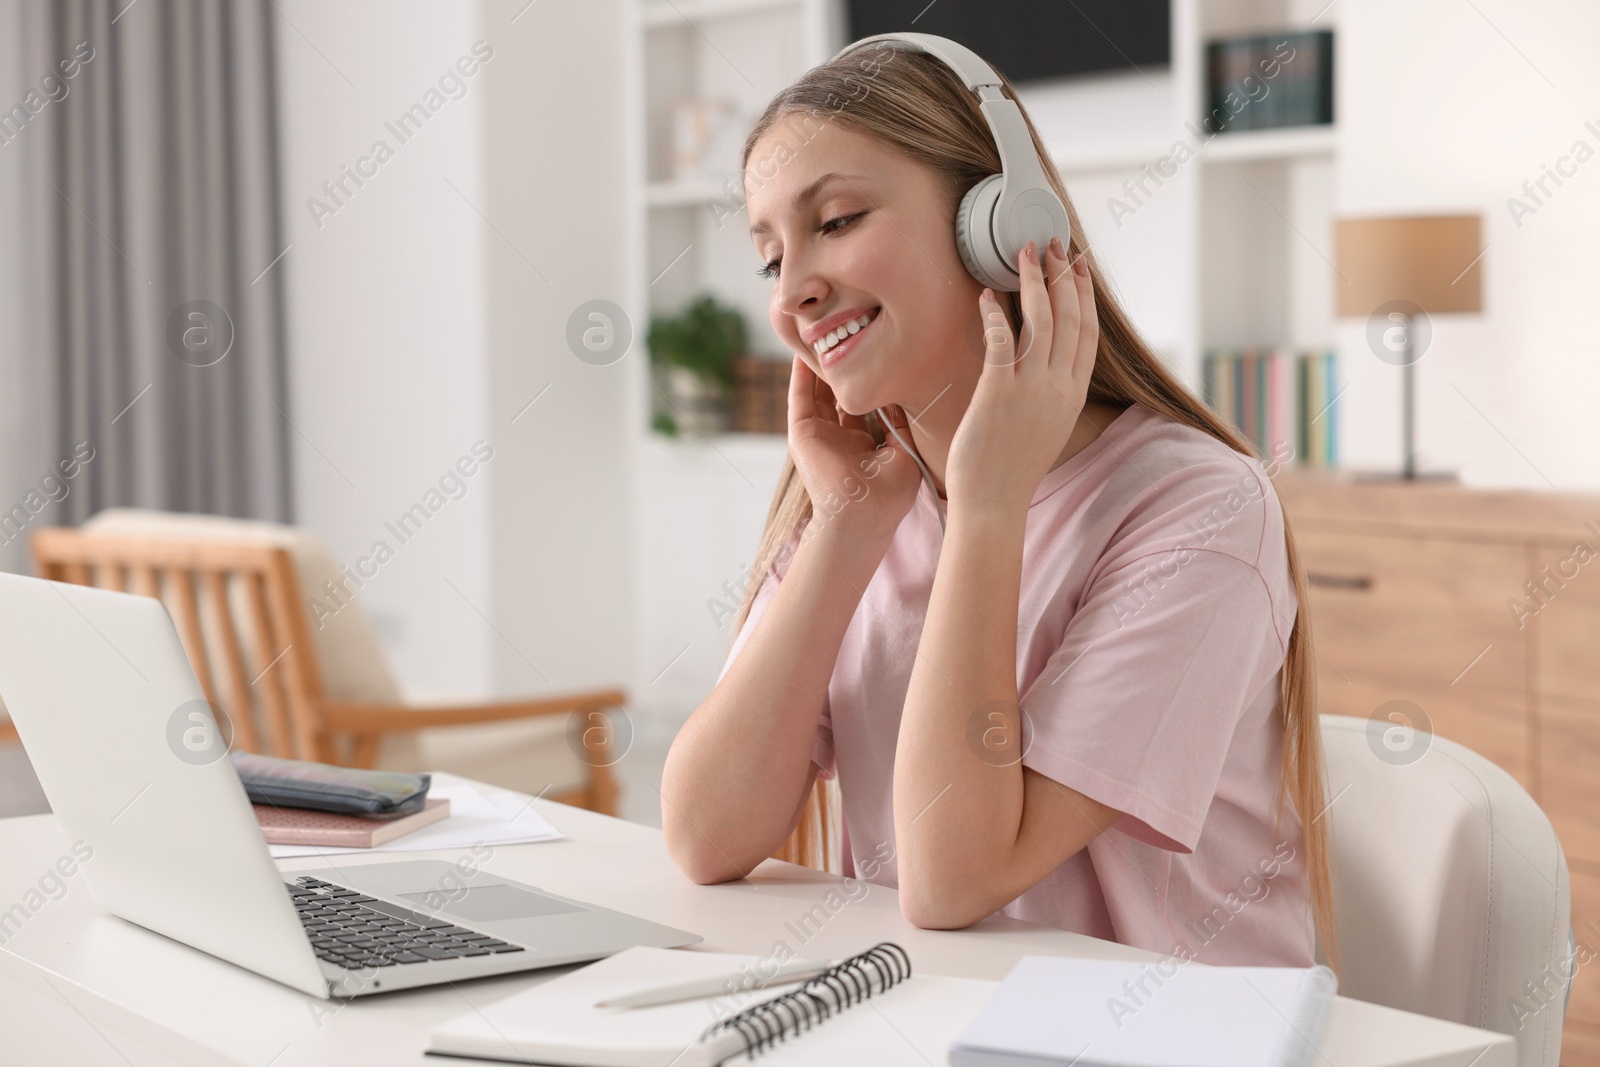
[647,293,746,393]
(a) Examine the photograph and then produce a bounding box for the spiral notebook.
[426,942,996,1066]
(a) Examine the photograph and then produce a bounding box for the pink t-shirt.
[716,403,1315,966]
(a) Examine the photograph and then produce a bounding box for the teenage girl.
[660,40,1338,972]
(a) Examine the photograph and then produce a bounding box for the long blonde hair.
[732,43,1339,975]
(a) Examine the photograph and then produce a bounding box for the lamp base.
[1348,468,1459,484]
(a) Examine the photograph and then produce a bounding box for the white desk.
[0,787,1514,1067]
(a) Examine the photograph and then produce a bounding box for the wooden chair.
[28,525,621,815]
[774,776,842,873]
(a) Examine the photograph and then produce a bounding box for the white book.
[426,943,998,1066]
[949,956,1339,1067]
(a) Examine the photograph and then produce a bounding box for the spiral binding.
[699,941,911,1059]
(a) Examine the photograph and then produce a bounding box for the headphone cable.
[875,406,946,537]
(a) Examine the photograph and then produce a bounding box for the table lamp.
[1334,214,1484,480]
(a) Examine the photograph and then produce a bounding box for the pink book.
[1269,348,1285,456]
[254,797,450,848]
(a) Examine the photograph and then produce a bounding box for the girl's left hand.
[945,236,1099,514]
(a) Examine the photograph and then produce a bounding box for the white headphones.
[826,32,1072,534]
[830,31,1071,292]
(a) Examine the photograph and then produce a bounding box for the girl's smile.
[811,306,881,367]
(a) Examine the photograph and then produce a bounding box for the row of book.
[1202,347,1340,467]
[731,356,790,434]
[1205,29,1334,134]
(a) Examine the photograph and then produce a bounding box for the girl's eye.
[754,213,865,280]
[820,212,862,235]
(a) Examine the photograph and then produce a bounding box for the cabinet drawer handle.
[1307,572,1373,591]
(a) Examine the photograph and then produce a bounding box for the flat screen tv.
[844,0,1171,84]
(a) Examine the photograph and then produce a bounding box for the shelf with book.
[1203,347,1340,468]
[1203,28,1333,136]
[1182,2,1342,465]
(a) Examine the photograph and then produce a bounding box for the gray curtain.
[14,0,292,525]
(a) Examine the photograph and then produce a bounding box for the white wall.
[1335,0,1600,489]
[275,0,632,699]
[479,0,634,698]
[275,0,494,695]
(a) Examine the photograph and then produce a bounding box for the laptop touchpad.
[399,883,586,922]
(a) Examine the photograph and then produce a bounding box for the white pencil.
[594,958,835,1010]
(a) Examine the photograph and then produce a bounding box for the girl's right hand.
[786,354,921,545]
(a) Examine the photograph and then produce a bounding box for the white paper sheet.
[265,773,564,859]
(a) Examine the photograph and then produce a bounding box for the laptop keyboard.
[287,876,526,970]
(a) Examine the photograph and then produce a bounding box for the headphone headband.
[828,32,1070,292]
[834,31,1001,93]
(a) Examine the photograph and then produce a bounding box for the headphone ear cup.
[955,174,1017,293]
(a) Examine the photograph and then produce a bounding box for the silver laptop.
[0,571,699,998]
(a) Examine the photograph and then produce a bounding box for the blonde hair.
[734,43,1339,975]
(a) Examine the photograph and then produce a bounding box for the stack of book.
[1202,346,1339,468]
[1206,29,1334,133]
[232,751,449,849]
[254,799,450,848]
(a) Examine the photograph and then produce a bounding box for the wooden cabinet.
[1566,866,1600,1046]
[1290,525,1532,787]
[1536,537,1600,704]
[1274,473,1600,1062]
[1310,669,1530,788]
[1295,529,1527,695]
[1541,696,1600,867]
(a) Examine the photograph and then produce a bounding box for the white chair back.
[1318,714,1571,1067]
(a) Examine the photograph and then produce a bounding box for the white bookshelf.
[1186,0,1340,362]
[625,0,1345,719]
[1041,0,1341,390]
[640,0,800,27]
[1198,123,1336,162]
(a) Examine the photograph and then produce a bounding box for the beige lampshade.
[1334,214,1484,317]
